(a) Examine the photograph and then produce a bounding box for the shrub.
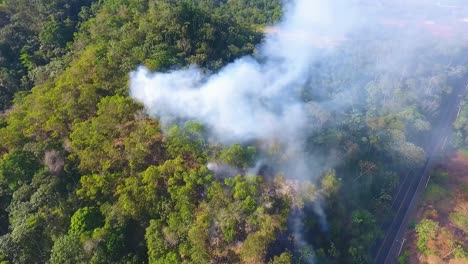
[415,219,439,255]
[450,212,468,233]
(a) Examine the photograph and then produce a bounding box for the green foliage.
[450,212,468,233]
[0,0,95,110]
[0,0,464,263]
[39,18,74,47]
[70,95,140,172]
[0,150,41,190]
[124,120,162,172]
[49,234,84,264]
[398,249,410,264]
[424,183,448,202]
[104,227,125,260]
[240,231,273,263]
[231,175,259,200]
[415,219,439,255]
[430,171,448,185]
[348,210,381,263]
[69,207,104,236]
[165,122,206,161]
[0,0,286,263]
[0,172,66,263]
[187,203,210,263]
[320,169,341,197]
[453,245,468,259]
[242,195,257,214]
[462,182,468,199]
[76,173,119,204]
[221,217,237,243]
[145,219,170,263]
[269,252,292,264]
[219,143,256,169]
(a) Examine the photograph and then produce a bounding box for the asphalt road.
[373,81,466,264]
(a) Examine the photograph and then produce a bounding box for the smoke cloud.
[130,0,467,259]
[130,0,358,145]
[130,0,467,147]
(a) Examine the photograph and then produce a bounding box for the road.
[373,81,466,264]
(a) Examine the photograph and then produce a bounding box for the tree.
[39,18,74,48]
[165,122,206,162]
[187,203,210,263]
[70,95,140,172]
[348,210,381,263]
[124,120,163,172]
[145,219,170,263]
[269,252,292,264]
[0,150,41,190]
[69,207,104,236]
[49,234,84,264]
[1,172,66,263]
[240,231,272,264]
[320,170,341,197]
[219,144,256,169]
[76,173,119,204]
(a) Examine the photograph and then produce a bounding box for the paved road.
[373,81,466,264]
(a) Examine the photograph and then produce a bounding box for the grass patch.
[454,245,468,259]
[398,249,410,264]
[461,182,468,200]
[460,148,468,158]
[424,183,448,202]
[450,212,468,233]
[415,218,439,255]
[430,171,448,185]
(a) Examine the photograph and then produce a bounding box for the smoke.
[130,0,468,260]
[130,0,358,144]
[130,0,468,148]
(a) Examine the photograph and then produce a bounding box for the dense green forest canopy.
[0,0,467,263]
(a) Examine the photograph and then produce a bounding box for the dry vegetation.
[401,152,468,264]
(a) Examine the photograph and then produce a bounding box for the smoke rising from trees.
[130,0,354,145]
[129,1,468,258]
[130,0,467,174]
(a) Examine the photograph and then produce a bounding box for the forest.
[0,0,467,263]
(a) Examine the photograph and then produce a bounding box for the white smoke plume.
[130,0,468,147]
[130,0,358,145]
[130,2,360,257]
[130,0,468,259]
